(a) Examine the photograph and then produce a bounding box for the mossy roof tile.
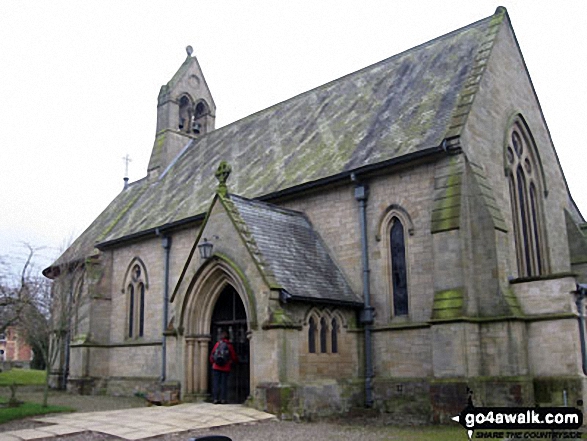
[52,11,504,267]
[229,195,361,305]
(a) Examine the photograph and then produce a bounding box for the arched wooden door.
[208,284,250,403]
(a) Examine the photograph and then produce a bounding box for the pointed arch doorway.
[208,284,250,403]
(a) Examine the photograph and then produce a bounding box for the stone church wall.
[57,16,587,417]
[110,236,164,344]
[462,18,572,276]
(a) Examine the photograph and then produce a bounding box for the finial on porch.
[215,161,232,197]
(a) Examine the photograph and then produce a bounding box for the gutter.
[279,289,363,308]
[97,213,204,250]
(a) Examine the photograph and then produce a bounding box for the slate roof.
[226,195,361,305]
[50,9,506,269]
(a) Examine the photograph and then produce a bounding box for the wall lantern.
[198,238,214,260]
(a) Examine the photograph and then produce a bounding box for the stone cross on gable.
[215,161,232,196]
[122,154,132,178]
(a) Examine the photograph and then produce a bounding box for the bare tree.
[0,243,85,407]
[0,245,40,335]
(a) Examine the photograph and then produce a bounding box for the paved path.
[0,403,275,440]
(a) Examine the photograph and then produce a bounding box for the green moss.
[219,196,281,291]
[432,287,464,319]
[71,333,89,344]
[147,131,167,170]
[502,287,523,316]
[533,377,582,406]
[431,158,463,233]
[97,185,149,242]
[264,307,300,330]
[279,136,357,189]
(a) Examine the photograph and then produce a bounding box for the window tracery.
[505,117,547,277]
[308,317,316,353]
[305,309,344,355]
[123,259,148,339]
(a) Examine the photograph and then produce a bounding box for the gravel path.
[0,388,459,440]
[0,418,420,441]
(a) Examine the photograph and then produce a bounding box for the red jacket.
[209,338,238,372]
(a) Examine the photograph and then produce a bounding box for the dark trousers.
[212,369,229,402]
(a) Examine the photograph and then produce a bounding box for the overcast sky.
[1,0,586,273]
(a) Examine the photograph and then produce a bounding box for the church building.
[44,7,587,422]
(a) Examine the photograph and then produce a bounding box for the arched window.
[138,283,145,338]
[123,259,149,339]
[305,309,345,355]
[320,317,328,353]
[178,95,193,132]
[192,100,210,135]
[390,217,408,316]
[308,317,316,353]
[128,284,135,338]
[331,318,338,354]
[506,117,547,277]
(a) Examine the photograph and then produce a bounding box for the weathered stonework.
[46,7,587,422]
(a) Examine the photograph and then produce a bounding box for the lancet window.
[390,216,408,316]
[123,259,148,339]
[306,309,343,355]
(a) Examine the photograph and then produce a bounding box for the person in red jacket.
[209,330,238,404]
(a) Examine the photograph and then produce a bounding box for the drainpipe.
[353,175,374,407]
[63,272,75,390]
[156,229,172,382]
[574,284,587,375]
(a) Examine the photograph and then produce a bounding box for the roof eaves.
[97,143,455,250]
[96,211,206,250]
[280,290,363,308]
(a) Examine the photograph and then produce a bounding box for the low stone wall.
[253,379,363,420]
[0,361,30,372]
[252,375,585,423]
[67,375,160,397]
[373,378,431,424]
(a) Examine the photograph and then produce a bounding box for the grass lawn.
[0,370,73,424]
[0,368,46,386]
[0,396,73,424]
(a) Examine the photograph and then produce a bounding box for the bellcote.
[148,46,216,176]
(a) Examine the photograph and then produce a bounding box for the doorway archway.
[209,284,249,403]
[180,258,254,402]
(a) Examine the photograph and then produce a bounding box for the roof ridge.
[444,8,507,139]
